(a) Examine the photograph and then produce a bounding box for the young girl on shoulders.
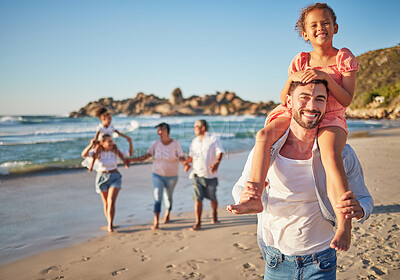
[85,107,134,158]
[231,3,359,252]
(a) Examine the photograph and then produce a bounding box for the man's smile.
[300,110,320,119]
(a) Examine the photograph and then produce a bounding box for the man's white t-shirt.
[147,139,183,177]
[189,132,224,179]
[262,153,334,256]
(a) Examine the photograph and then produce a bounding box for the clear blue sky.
[0,0,399,115]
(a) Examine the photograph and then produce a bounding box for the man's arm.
[340,145,374,223]
[209,152,223,173]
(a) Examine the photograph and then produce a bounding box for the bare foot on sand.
[191,223,201,231]
[330,226,351,251]
[227,198,263,214]
[164,216,170,224]
[108,225,114,233]
[151,224,160,230]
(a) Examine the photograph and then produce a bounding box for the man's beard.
[292,109,325,129]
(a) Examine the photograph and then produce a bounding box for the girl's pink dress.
[266,48,359,133]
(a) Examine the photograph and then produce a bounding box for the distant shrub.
[357,83,400,107]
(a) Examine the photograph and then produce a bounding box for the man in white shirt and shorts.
[186,120,225,231]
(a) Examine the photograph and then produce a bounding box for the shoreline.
[0,128,399,279]
[2,123,400,178]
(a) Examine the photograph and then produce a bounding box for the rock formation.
[69,88,277,118]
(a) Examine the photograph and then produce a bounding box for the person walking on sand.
[228,79,373,279]
[185,120,224,231]
[81,134,131,232]
[129,122,189,230]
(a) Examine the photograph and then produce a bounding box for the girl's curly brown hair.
[295,3,337,39]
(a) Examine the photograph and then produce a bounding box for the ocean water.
[1,114,399,176]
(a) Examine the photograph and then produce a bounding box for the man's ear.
[286,95,293,109]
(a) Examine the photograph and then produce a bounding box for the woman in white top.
[81,134,131,232]
[130,123,189,230]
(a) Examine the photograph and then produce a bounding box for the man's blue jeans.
[151,173,178,213]
[264,246,337,280]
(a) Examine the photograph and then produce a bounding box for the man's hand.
[336,191,364,220]
[183,164,191,172]
[209,161,220,173]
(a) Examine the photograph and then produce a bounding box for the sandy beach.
[1,128,400,279]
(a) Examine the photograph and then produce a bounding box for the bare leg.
[191,201,202,231]
[228,118,290,214]
[152,212,160,230]
[318,126,351,251]
[211,200,218,223]
[106,187,120,232]
[100,191,109,225]
[163,210,171,223]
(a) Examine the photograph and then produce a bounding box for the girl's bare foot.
[330,227,351,251]
[227,198,263,214]
[108,225,114,232]
[191,223,201,231]
[163,216,170,223]
[151,224,160,230]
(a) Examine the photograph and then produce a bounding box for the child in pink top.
[229,3,359,252]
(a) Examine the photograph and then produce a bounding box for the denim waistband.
[266,246,335,265]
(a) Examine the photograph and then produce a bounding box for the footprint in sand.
[111,268,127,276]
[69,256,91,265]
[176,246,188,253]
[40,265,61,275]
[233,243,250,251]
[213,257,235,262]
[166,261,207,279]
[183,260,207,270]
[185,272,206,279]
[93,245,111,255]
[232,232,255,236]
[370,265,386,276]
[241,262,263,279]
[141,254,150,262]
[132,248,145,253]
[388,223,399,233]
[242,262,256,271]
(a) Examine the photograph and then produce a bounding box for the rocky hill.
[346,44,400,119]
[70,45,400,119]
[69,88,277,118]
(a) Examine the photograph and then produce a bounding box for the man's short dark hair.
[289,79,328,96]
[155,122,170,134]
[198,119,208,131]
[101,134,112,141]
